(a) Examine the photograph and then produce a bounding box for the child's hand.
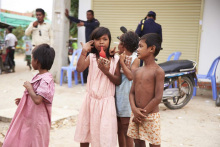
[80,40,94,53]
[23,81,33,92]
[133,107,146,120]
[119,51,126,64]
[109,47,117,56]
[98,59,110,74]
[15,98,21,106]
[133,116,143,124]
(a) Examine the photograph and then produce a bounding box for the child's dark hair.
[140,33,162,57]
[36,8,45,15]
[120,31,139,53]
[90,27,113,59]
[32,44,55,70]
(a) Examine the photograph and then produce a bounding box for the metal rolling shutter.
[92,0,202,63]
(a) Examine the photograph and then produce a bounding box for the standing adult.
[65,9,100,42]
[136,11,162,39]
[135,11,162,66]
[5,26,17,72]
[65,9,100,83]
[25,8,52,48]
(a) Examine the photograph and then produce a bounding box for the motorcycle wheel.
[163,76,193,109]
[215,94,220,107]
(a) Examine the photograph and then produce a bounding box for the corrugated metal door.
[92,0,202,63]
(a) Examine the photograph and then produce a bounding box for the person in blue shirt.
[135,11,162,66]
[65,9,100,83]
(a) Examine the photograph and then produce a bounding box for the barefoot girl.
[3,44,55,147]
[74,27,121,147]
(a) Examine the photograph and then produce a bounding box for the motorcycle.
[159,60,197,109]
[118,26,197,109]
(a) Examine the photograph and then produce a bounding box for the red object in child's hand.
[99,46,106,58]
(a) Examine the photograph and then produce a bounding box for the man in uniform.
[135,11,162,66]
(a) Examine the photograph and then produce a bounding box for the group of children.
[2,26,164,147]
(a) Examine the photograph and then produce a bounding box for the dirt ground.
[0,54,220,147]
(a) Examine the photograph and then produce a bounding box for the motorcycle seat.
[159,60,194,73]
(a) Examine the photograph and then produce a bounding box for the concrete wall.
[77,0,92,47]
[198,0,220,82]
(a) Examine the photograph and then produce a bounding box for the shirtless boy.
[127,33,164,147]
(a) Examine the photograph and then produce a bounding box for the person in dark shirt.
[135,11,162,66]
[136,11,162,39]
[65,9,100,83]
[65,9,100,42]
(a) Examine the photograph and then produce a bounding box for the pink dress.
[74,54,119,147]
[3,72,55,147]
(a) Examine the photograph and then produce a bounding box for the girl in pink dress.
[74,27,121,147]
[3,44,55,147]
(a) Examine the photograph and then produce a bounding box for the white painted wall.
[198,0,220,82]
[77,0,92,47]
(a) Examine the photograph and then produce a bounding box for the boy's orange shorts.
[127,112,161,145]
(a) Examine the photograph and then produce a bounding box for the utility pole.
[50,0,70,83]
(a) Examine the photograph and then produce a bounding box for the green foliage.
[70,0,79,37]
[12,26,28,47]
[0,29,4,40]
[0,26,27,47]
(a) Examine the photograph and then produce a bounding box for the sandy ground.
[0,54,220,147]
